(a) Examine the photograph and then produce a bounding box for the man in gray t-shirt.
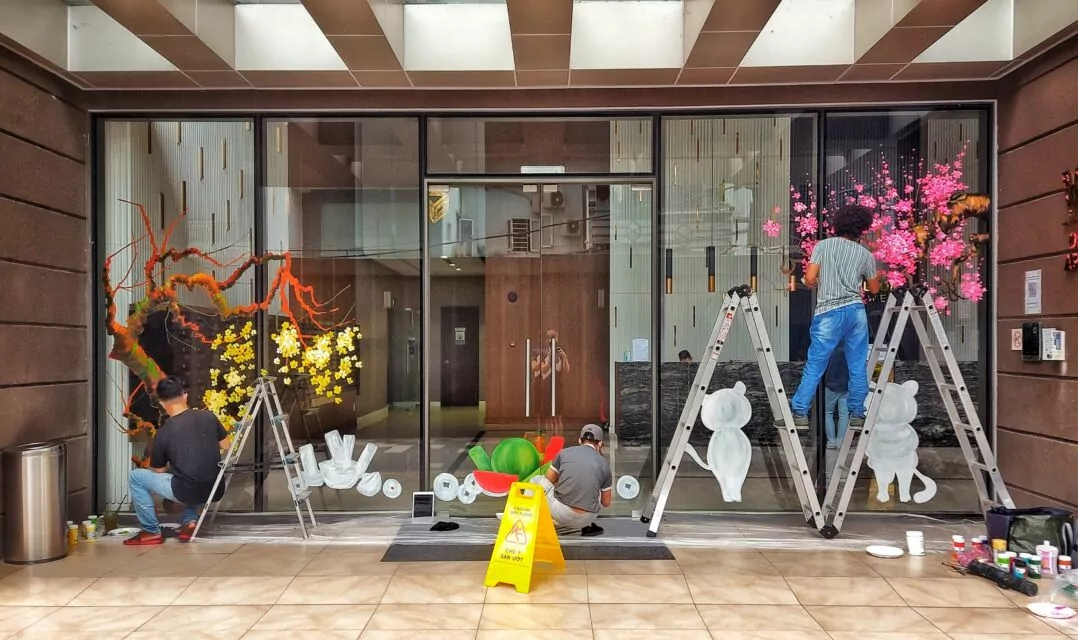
[536,424,612,537]
[789,204,881,430]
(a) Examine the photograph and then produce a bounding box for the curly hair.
[831,204,874,240]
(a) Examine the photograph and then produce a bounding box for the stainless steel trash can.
[2,441,67,564]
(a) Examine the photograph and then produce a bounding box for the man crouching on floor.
[535,424,613,537]
[124,376,230,546]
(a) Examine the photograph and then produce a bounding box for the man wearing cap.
[537,424,613,537]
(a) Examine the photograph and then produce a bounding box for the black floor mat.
[381,543,673,562]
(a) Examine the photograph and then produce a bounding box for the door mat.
[381,542,673,562]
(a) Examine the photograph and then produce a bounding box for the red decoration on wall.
[1064,169,1078,272]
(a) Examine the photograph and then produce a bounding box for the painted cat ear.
[733,381,746,395]
[900,380,919,396]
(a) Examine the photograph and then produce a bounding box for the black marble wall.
[615,361,980,448]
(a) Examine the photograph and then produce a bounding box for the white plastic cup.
[906,530,925,556]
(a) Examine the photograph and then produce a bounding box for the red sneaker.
[123,531,164,546]
[177,522,197,543]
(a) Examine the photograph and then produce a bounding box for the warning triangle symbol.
[507,519,528,545]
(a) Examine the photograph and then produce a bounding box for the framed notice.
[1024,269,1042,315]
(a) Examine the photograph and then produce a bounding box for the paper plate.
[1027,602,1077,619]
[866,545,905,559]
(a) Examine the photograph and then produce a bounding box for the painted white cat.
[685,381,753,502]
[865,380,938,504]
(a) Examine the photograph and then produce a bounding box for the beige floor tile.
[887,577,1015,607]
[484,575,588,604]
[697,605,823,632]
[229,544,328,558]
[69,576,195,606]
[593,631,711,640]
[786,577,905,606]
[380,574,486,605]
[588,603,706,630]
[479,632,592,640]
[762,551,880,577]
[6,556,129,579]
[0,608,56,633]
[586,574,692,604]
[948,635,1066,640]
[823,629,952,633]
[583,560,682,575]
[173,577,293,606]
[140,604,271,639]
[804,605,939,633]
[7,632,73,640]
[360,632,477,640]
[124,632,247,640]
[26,606,161,632]
[916,606,1060,634]
[715,629,832,633]
[106,553,230,578]
[546,561,586,576]
[685,574,798,605]
[242,632,360,640]
[364,604,482,631]
[0,577,94,606]
[278,576,391,605]
[300,550,397,577]
[672,549,781,576]
[479,604,591,630]
[253,605,376,630]
[393,562,489,576]
[202,554,315,578]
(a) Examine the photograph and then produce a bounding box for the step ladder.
[641,284,825,537]
[191,376,317,540]
[819,284,1014,538]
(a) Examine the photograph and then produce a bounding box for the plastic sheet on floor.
[185,510,986,552]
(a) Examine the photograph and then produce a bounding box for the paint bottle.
[1037,541,1060,577]
[1061,555,1072,573]
[991,538,1008,563]
[82,520,95,542]
[1029,556,1043,579]
[951,535,966,562]
[67,524,79,546]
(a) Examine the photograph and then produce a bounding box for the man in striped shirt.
[789,204,881,430]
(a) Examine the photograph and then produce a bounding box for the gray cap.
[580,424,604,442]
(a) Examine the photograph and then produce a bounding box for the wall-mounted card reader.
[1022,322,1067,362]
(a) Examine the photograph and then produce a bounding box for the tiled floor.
[1,536,1077,640]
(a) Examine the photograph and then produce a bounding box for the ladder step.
[282,453,300,464]
[924,344,948,352]
[955,422,979,432]
[271,415,287,426]
[940,383,964,393]
[293,489,313,502]
[969,461,997,473]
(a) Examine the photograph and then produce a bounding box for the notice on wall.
[1025,269,1043,315]
[632,339,649,362]
[1011,329,1023,351]
[455,327,466,346]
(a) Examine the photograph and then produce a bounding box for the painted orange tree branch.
[103,201,336,462]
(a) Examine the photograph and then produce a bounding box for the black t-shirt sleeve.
[213,415,228,441]
[150,429,169,469]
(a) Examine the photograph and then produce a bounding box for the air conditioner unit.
[564,219,581,236]
[542,190,565,209]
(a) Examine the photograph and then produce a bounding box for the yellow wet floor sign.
[485,481,565,593]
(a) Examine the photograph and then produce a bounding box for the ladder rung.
[271,415,287,425]
[283,453,299,464]
[969,461,996,473]
[955,422,979,432]
[293,489,312,502]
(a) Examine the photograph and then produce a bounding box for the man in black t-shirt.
[125,376,231,546]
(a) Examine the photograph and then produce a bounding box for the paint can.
[67,524,79,546]
[1061,556,1072,573]
[906,531,925,556]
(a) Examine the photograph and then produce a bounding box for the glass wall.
[821,110,989,514]
[660,114,819,512]
[95,108,991,517]
[98,120,257,513]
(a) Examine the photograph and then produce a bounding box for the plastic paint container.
[67,524,79,546]
[906,531,925,556]
[1029,557,1043,579]
[1061,556,1072,572]
[992,539,1008,562]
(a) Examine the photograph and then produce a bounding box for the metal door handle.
[525,338,531,418]
[550,337,557,417]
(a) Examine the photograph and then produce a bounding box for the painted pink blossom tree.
[763,146,990,311]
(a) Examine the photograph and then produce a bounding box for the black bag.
[986,506,1074,555]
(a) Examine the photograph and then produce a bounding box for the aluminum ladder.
[191,376,317,540]
[641,284,825,537]
[819,284,1014,538]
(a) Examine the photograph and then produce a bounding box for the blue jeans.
[791,304,870,419]
[130,468,199,534]
[824,388,850,445]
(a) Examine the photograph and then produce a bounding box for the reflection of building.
[2,2,1077,522]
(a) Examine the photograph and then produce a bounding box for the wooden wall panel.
[995,33,1078,511]
[0,46,89,522]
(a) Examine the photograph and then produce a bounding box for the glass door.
[426,181,652,516]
